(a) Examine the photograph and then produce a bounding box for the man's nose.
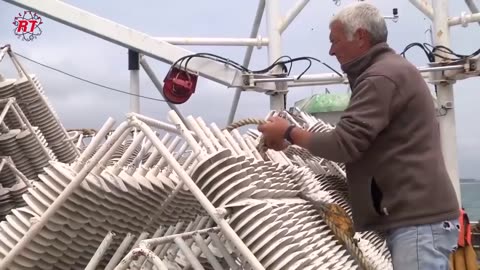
[329,47,335,56]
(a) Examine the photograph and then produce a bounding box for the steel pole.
[432,0,462,205]
[129,49,140,114]
[227,0,265,124]
[265,0,286,110]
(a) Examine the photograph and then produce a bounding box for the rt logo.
[12,11,43,41]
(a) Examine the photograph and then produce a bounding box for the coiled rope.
[223,118,269,157]
[224,118,376,270]
[306,199,376,270]
[223,118,268,131]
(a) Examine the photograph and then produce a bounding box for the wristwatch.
[284,125,296,144]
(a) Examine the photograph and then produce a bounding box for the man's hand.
[257,116,290,151]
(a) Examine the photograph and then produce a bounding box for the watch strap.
[284,125,296,144]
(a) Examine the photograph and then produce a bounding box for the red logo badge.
[13,11,43,41]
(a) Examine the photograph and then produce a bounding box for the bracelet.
[284,125,296,144]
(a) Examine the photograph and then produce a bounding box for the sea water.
[460,181,480,222]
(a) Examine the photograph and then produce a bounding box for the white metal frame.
[3,0,480,209]
[0,111,270,270]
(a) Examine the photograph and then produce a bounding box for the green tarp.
[294,93,350,113]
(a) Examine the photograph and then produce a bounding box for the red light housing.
[163,67,198,104]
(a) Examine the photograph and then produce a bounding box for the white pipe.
[3,0,242,88]
[0,159,5,179]
[75,133,84,149]
[92,127,131,175]
[256,72,345,83]
[114,248,168,270]
[192,234,223,270]
[105,233,136,270]
[465,0,480,25]
[152,225,176,259]
[155,37,268,46]
[129,139,153,172]
[5,50,23,77]
[409,0,434,20]
[222,130,244,156]
[181,149,200,171]
[167,111,204,159]
[137,227,167,270]
[449,12,480,26]
[209,123,238,153]
[0,118,120,270]
[74,117,117,172]
[129,117,265,270]
[0,98,15,124]
[432,0,462,205]
[266,0,286,110]
[207,232,239,269]
[0,46,9,63]
[185,115,216,154]
[173,237,205,270]
[173,141,189,160]
[194,117,223,151]
[243,136,264,160]
[155,136,182,169]
[111,131,145,175]
[127,112,196,138]
[147,180,186,225]
[130,69,140,114]
[231,129,256,159]
[256,64,463,85]
[158,223,187,259]
[121,235,150,269]
[279,0,310,33]
[286,80,385,89]
[227,0,266,124]
[85,231,116,270]
[140,134,171,174]
[140,228,218,247]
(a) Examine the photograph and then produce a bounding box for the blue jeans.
[385,218,459,270]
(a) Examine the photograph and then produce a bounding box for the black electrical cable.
[401,42,480,112]
[13,52,167,102]
[170,52,343,81]
[401,42,480,63]
[297,56,344,78]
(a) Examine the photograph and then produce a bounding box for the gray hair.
[330,2,388,44]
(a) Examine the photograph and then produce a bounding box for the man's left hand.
[257,116,290,151]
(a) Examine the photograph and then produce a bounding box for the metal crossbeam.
[2,0,245,88]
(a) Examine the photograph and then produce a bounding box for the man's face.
[329,20,368,66]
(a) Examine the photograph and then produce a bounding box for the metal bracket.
[242,72,290,94]
[443,57,480,81]
[427,57,480,84]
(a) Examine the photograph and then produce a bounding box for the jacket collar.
[341,42,394,86]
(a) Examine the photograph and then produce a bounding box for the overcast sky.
[0,0,479,178]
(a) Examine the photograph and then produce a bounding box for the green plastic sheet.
[294,93,350,113]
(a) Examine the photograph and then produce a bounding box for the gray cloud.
[0,0,479,178]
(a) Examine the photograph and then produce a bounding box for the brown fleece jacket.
[308,42,459,232]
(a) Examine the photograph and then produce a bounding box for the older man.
[258,2,460,269]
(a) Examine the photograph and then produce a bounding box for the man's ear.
[355,28,372,47]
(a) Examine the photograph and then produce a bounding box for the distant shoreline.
[460,179,480,183]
